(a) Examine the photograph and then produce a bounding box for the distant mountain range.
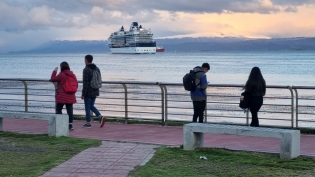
[9,37,315,53]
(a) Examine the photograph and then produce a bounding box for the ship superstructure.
[108,22,156,54]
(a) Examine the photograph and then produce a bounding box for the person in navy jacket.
[191,63,210,123]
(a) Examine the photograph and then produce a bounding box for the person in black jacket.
[81,54,106,128]
[243,67,266,127]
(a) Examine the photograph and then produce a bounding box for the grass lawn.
[0,132,100,177]
[129,147,315,177]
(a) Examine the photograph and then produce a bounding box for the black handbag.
[239,92,250,110]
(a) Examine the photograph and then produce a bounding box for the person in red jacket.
[50,62,77,130]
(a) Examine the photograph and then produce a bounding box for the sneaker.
[69,124,74,130]
[82,123,91,128]
[99,116,106,128]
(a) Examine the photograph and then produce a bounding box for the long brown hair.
[243,67,266,94]
[60,61,70,71]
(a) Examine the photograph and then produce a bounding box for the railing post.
[21,81,28,112]
[158,83,165,126]
[288,86,295,128]
[293,88,299,129]
[163,85,168,126]
[205,97,208,123]
[122,84,128,124]
[52,82,58,113]
[246,109,249,125]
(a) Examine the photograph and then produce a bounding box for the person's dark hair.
[243,67,266,95]
[202,63,210,70]
[85,54,93,63]
[60,61,70,71]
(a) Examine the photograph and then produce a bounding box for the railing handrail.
[0,78,315,129]
[1,78,315,89]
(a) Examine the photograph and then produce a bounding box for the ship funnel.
[131,22,138,27]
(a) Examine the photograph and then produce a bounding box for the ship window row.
[136,49,155,52]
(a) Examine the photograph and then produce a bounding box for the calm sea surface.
[0,51,314,86]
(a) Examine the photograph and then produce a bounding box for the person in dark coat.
[81,54,106,128]
[243,67,266,127]
[50,62,77,130]
[190,63,210,123]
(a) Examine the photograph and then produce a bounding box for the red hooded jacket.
[51,70,77,104]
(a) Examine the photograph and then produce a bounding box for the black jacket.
[245,81,266,97]
[82,64,101,97]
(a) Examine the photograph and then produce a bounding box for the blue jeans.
[84,97,101,123]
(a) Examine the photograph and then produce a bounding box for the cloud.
[88,6,160,25]
[271,0,315,6]
[0,40,5,46]
[2,0,315,33]
[0,2,80,32]
[80,0,280,14]
[285,6,298,12]
[1,0,315,53]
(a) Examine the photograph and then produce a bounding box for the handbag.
[239,92,250,111]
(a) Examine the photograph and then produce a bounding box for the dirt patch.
[0,139,46,153]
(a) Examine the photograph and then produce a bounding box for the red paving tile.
[2,118,315,157]
[39,141,157,177]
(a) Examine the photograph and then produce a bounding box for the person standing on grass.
[81,54,106,128]
[191,63,210,123]
[50,62,77,130]
[243,67,266,127]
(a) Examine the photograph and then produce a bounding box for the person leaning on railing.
[243,67,266,127]
[50,62,77,130]
[191,63,210,123]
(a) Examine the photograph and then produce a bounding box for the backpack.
[90,69,102,89]
[239,91,250,110]
[183,70,199,91]
[63,75,78,94]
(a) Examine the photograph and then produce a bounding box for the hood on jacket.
[86,63,97,70]
[62,69,76,77]
[193,66,203,73]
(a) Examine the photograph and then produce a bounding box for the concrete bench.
[183,123,300,159]
[0,111,69,137]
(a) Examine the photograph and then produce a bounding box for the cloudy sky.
[1,0,315,52]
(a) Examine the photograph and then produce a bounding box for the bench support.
[184,130,204,150]
[279,133,300,159]
[48,115,69,137]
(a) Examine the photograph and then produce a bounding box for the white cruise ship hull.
[110,47,156,54]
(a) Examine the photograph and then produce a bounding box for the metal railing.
[0,78,314,129]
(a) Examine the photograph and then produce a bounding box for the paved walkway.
[39,141,158,177]
[3,119,315,156]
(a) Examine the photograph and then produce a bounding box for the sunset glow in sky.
[1,0,315,52]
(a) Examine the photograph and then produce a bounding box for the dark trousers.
[56,103,73,124]
[249,96,263,127]
[192,100,206,123]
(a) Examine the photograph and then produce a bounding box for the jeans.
[249,96,263,127]
[56,103,73,124]
[84,97,101,123]
[192,100,206,123]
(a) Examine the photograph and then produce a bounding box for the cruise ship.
[108,22,156,54]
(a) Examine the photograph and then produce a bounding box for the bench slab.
[0,111,69,137]
[183,123,300,159]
